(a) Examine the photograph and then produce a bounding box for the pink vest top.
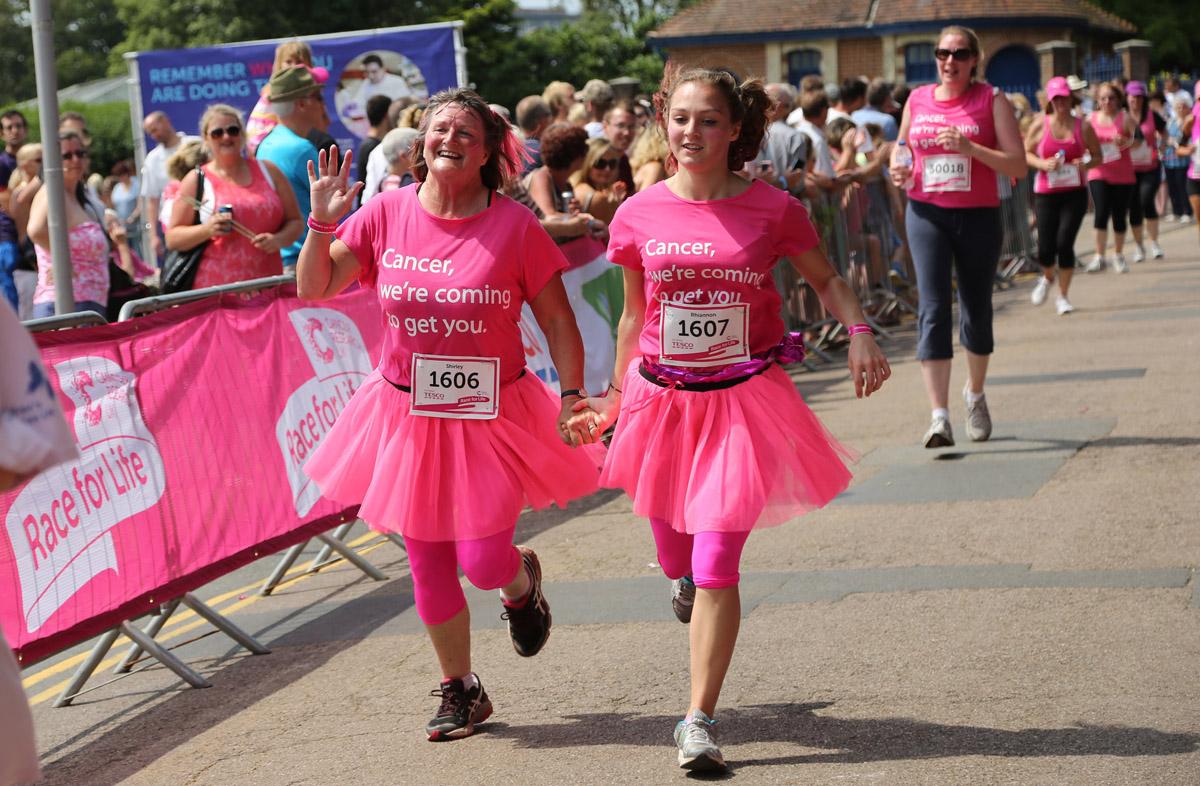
[1191,104,1200,180]
[1087,112,1135,184]
[1034,116,1087,194]
[1130,110,1159,172]
[906,81,1000,208]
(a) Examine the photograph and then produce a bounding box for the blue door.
[985,45,1040,106]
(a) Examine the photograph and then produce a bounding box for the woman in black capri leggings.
[1126,81,1167,261]
[1084,82,1138,274]
[1025,76,1101,314]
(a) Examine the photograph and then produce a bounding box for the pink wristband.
[847,323,873,336]
[307,216,338,234]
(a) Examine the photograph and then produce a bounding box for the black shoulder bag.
[161,167,207,294]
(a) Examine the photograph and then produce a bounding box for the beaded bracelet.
[847,323,874,337]
[307,216,338,234]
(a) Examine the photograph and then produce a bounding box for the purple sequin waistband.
[640,332,806,386]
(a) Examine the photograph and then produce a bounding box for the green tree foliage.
[0,0,126,106]
[1091,0,1197,71]
[581,0,698,37]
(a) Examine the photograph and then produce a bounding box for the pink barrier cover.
[0,285,383,664]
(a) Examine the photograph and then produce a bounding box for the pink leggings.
[650,517,750,589]
[403,528,522,626]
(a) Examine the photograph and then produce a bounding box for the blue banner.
[133,24,461,152]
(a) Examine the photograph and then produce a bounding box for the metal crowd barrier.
[19,276,405,706]
[997,173,1036,282]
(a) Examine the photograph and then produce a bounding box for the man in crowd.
[356,95,394,185]
[257,66,323,268]
[760,84,810,194]
[790,89,844,195]
[1164,76,1193,109]
[602,101,638,192]
[852,78,899,141]
[140,111,195,261]
[355,54,413,109]
[58,111,91,147]
[515,96,552,175]
[578,79,614,138]
[0,110,26,307]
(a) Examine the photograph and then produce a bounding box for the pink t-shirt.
[606,179,819,362]
[336,184,568,386]
[1087,112,1135,185]
[1131,110,1160,172]
[1191,104,1200,180]
[906,82,1000,208]
[33,222,110,306]
[1034,116,1087,195]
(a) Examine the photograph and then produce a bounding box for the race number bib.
[1046,163,1081,189]
[1130,143,1153,166]
[921,154,971,193]
[659,303,749,368]
[1100,142,1121,163]
[410,354,499,420]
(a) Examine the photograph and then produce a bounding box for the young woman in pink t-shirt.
[1084,81,1139,273]
[888,25,1025,449]
[571,67,890,773]
[294,89,602,742]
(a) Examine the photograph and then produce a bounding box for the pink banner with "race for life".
[0,284,384,664]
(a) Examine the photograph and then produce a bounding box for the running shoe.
[671,575,696,623]
[501,546,552,657]
[1055,295,1075,315]
[1182,215,1194,224]
[426,674,493,741]
[1031,277,1050,306]
[1148,240,1165,259]
[674,710,726,772]
[964,388,992,442]
[1111,253,1129,274]
[922,415,954,448]
[1131,245,1146,263]
[1084,254,1106,273]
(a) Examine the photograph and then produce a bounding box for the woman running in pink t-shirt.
[571,66,890,773]
[888,25,1026,448]
[295,89,602,742]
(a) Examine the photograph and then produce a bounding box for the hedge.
[1,100,134,177]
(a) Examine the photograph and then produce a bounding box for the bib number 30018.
[922,154,971,193]
[410,354,499,419]
[659,302,749,367]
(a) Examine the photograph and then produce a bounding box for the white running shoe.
[1084,254,1106,273]
[1055,295,1074,315]
[1131,245,1145,263]
[1031,277,1050,306]
[1182,215,1195,224]
[1111,253,1129,273]
[1148,240,1164,259]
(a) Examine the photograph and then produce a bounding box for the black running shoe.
[426,674,493,741]
[501,546,552,657]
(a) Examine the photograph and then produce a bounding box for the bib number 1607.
[659,302,749,368]
[677,318,730,338]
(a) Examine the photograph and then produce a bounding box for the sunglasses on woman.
[934,48,974,62]
[593,157,622,170]
[61,150,88,161]
[209,125,242,139]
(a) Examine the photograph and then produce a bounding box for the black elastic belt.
[385,368,524,392]
[637,363,767,392]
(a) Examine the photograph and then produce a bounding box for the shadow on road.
[485,701,1200,773]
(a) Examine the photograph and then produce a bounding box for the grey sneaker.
[674,710,726,772]
[922,415,954,448]
[964,389,992,442]
[671,575,695,623]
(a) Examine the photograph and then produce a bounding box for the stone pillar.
[1114,39,1152,83]
[1036,40,1076,84]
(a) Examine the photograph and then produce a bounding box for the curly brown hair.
[653,64,771,171]
[539,122,589,170]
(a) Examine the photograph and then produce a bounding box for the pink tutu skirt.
[304,369,604,541]
[601,362,854,533]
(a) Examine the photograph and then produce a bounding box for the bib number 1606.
[427,370,481,389]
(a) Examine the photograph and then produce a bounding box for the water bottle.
[894,140,914,190]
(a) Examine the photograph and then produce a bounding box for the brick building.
[648,0,1142,102]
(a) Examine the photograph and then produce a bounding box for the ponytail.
[655,64,773,171]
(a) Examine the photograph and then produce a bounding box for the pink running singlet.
[1190,104,1200,181]
[1087,112,1135,185]
[1034,116,1088,195]
[606,179,819,362]
[1131,110,1160,173]
[336,184,568,386]
[905,81,1000,208]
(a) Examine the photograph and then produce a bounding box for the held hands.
[556,395,601,447]
[848,333,890,398]
[566,391,620,445]
[308,145,364,225]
